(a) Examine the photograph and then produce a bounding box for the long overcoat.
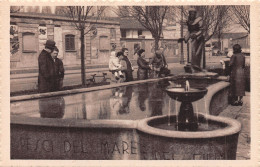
[122,56,134,82]
[38,50,64,93]
[137,57,150,80]
[229,53,245,96]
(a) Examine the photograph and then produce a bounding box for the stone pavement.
[219,91,250,160]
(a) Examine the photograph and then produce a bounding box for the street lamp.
[180,6,185,64]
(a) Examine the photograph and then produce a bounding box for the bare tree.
[175,6,231,67]
[117,6,169,50]
[174,6,230,42]
[230,5,250,33]
[65,6,106,86]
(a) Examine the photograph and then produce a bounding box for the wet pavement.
[219,91,250,160]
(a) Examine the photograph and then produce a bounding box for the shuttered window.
[110,28,116,40]
[99,36,110,51]
[22,32,37,52]
[65,34,75,51]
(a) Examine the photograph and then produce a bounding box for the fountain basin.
[165,87,208,102]
[137,114,241,160]
[10,76,233,160]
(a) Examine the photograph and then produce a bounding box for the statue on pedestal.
[179,8,205,73]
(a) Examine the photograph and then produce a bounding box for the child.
[109,50,124,80]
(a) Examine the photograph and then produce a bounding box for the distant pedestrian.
[229,44,245,106]
[38,40,64,93]
[137,49,151,80]
[121,48,134,82]
[109,50,124,80]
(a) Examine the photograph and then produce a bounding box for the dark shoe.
[238,101,243,106]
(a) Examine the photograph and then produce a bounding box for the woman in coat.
[229,44,245,106]
[137,49,151,80]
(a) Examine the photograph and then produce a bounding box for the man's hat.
[188,7,197,12]
[44,40,56,49]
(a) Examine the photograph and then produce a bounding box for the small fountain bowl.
[165,87,208,102]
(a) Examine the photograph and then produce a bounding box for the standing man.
[121,48,134,82]
[159,46,168,68]
[38,40,64,93]
[51,46,65,91]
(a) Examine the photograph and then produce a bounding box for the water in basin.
[11,78,219,120]
[149,115,227,131]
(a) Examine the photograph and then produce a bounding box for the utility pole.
[180,6,185,64]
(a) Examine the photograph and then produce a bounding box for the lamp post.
[180,6,185,64]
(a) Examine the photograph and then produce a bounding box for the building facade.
[10,7,185,92]
[10,12,121,69]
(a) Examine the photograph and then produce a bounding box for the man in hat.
[184,7,204,72]
[121,48,134,82]
[38,40,63,93]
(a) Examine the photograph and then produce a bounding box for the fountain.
[165,80,207,131]
[11,77,241,160]
[136,80,241,160]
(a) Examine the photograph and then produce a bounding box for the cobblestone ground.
[219,91,250,160]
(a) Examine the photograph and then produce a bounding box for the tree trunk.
[154,37,159,51]
[180,6,185,64]
[80,29,86,86]
[218,34,221,51]
[203,41,206,69]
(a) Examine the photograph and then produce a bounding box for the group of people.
[38,39,170,93]
[38,35,246,108]
[109,46,170,83]
[38,40,64,93]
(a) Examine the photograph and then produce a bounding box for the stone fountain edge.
[10,73,226,102]
[136,113,241,139]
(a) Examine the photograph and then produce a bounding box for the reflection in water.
[39,97,65,118]
[149,83,165,117]
[12,79,219,120]
[82,94,87,119]
[108,87,133,119]
[121,87,133,114]
[137,84,149,111]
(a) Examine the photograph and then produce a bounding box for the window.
[138,30,143,36]
[65,34,75,51]
[110,28,116,40]
[121,30,126,38]
[22,32,37,52]
[99,36,110,51]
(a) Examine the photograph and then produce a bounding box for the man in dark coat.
[51,46,65,91]
[121,48,134,82]
[38,40,64,93]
